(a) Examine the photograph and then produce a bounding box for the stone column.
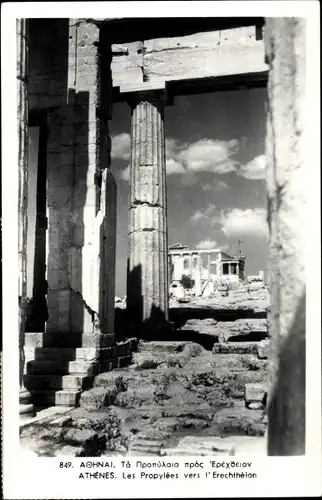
[196,253,202,295]
[127,89,169,326]
[188,253,193,275]
[216,254,221,282]
[207,253,211,278]
[17,18,35,418]
[265,18,305,455]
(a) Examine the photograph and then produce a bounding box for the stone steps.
[25,331,83,348]
[22,336,137,409]
[25,347,102,362]
[26,359,100,376]
[30,389,81,407]
[24,374,93,391]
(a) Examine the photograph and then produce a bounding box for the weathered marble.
[265,18,306,455]
[17,18,35,418]
[127,90,169,325]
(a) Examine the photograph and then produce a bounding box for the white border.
[2,2,321,498]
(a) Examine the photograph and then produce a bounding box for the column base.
[19,388,36,419]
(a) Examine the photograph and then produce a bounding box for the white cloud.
[166,157,186,175]
[238,154,265,180]
[111,134,241,185]
[111,133,130,161]
[165,137,239,183]
[196,239,218,250]
[190,204,217,224]
[220,207,268,238]
[201,180,230,192]
[177,139,238,175]
[120,166,129,181]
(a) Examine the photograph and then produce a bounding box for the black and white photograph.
[2,1,321,498]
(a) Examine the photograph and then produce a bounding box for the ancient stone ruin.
[18,17,306,457]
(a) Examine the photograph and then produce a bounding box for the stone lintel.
[169,248,220,255]
[119,80,166,94]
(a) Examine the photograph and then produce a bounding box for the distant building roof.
[169,243,189,250]
[221,251,236,261]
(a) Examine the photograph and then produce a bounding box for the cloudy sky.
[110,88,268,296]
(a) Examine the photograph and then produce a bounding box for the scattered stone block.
[64,428,98,445]
[115,388,155,408]
[24,332,46,348]
[94,370,124,392]
[212,342,259,355]
[55,390,81,407]
[62,375,92,390]
[68,360,99,376]
[52,444,83,457]
[248,402,264,410]
[248,282,264,292]
[138,341,187,354]
[213,406,265,436]
[50,415,72,427]
[81,333,115,348]
[80,386,118,411]
[257,339,270,359]
[128,437,163,456]
[94,371,125,389]
[244,383,267,406]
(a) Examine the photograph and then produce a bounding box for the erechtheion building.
[168,243,245,298]
[17,17,306,455]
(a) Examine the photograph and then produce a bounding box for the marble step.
[24,347,105,362]
[24,374,93,391]
[26,359,100,376]
[30,389,81,407]
[25,331,83,348]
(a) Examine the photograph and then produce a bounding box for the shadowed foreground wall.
[265,18,306,456]
[28,19,116,336]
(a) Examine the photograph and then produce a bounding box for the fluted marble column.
[127,90,169,326]
[17,18,35,418]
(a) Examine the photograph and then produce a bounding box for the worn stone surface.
[171,286,269,315]
[244,383,267,404]
[112,25,267,90]
[80,386,120,411]
[28,19,116,336]
[265,18,306,456]
[257,339,270,359]
[182,317,267,343]
[213,342,260,355]
[127,90,169,324]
